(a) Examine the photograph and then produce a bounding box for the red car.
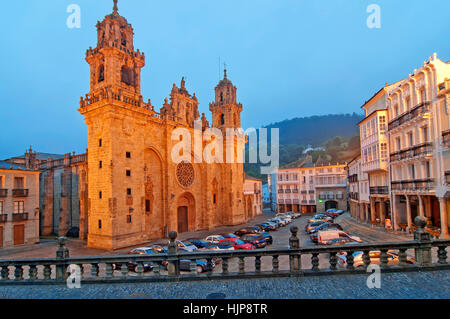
[218,238,254,250]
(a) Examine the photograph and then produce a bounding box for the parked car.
[176,241,198,252]
[305,220,329,232]
[308,222,343,234]
[288,212,301,219]
[187,239,218,249]
[335,209,345,215]
[239,234,267,248]
[308,214,333,223]
[337,250,415,268]
[219,233,240,239]
[317,230,362,245]
[325,238,358,246]
[264,221,280,229]
[234,227,260,236]
[255,223,276,231]
[218,238,255,250]
[162,259,216,273]
[115,246,165,272]
[204,235,225,244]
[269,218,288,227]
[278,215,292,224]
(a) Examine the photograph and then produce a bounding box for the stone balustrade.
[0,217,448,285]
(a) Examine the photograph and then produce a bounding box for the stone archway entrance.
[325,200,338,210]
[177,192,196,233]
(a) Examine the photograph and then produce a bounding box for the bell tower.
[209,68,243,130]
[85,0,145,96]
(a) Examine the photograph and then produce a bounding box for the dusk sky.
[1,0,450,159]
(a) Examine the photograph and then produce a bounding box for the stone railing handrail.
[0,217,448,285]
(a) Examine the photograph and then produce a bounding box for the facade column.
[391,195,399,230]
[438,197,449,238]
[418,195,425,217]
[380,199,386,225]
[370,198,376,223]
[406,195,412,230]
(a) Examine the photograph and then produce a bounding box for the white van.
[317,230,362,245]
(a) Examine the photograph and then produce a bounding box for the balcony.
[12,212,29,222]
[0,189,7,197]
[388,101,431,131]
[292,189,298,193]
[278,189,284,194]
[301,200,307,204]
[12,189,29,197]
[285,189,291,193]
[391,179,435,192]
[443,129,450,146]
[309,200,315,204]
[308,190,315,194]
[0,214,7,223]
[348,174,358,183]
[370,186,389,195]
[349,192,359,200]
[301,190,307,194]
[390,142,432,163]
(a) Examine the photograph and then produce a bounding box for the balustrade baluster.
[153,262,160,277]
[206,258,213,274]
[190,260,197,274]
[43,265,51,280]
[1,266,10,280]
[121,263,128,277]
[311,253,319,271]
[238,257,245,274]
[91,263,99,278]
[398,249,408,267]
[255,256,261,273]
[272,255,279,273]
[346,252,354,270]
[14,265,23,281]
[105,263,113,278]
[380,249,389,269]
[329,252,337,270]
[222,258,229,275]
[437,246,447,264]
[29,265,37,280]
[136,262,144,277]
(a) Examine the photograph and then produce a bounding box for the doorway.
[325,200,338,210]
[13,224,24,245]
[177,206,188,233]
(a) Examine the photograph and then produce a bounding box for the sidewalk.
[336,213,414,242]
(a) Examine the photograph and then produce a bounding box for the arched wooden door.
[177,206,188,233]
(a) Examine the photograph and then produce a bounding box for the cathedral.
[77,1,254,249]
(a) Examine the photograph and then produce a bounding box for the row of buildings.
[348,53,449,238]
[269,156,348,214]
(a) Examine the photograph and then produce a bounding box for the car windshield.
[235,240,245,244]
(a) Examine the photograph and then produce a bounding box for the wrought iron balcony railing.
[12,189,29,197]
[12,213,29,222]
[370,186,389,195]
[0,189,7,197]
[388,101,431,131]
[390,142,432,162]
[391,179,435,191]
[0,214,7,223]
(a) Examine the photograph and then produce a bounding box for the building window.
[0,201,3,214]
[213,194,217,204]
[145,200,151,212]
[127,215,132,224]
[99,191,102,199]
[14,201,24,213]
[99,161,102,169]
[126,152,131,158]
[0,176,3,188]
[14,177,24,189]
[379,116,386,133]
[126,170,131,177]
[421,126,429,143]
[99,139,102,147]
[98,220,102,229]
[380,143,387,160]
[127,188,132,196]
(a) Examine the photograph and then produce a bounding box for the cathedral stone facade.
[78,3,248,250]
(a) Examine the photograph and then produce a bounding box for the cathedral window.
[126,152,131,158]
[220,114,225,125]
[220,92,223,102]
[98,220,102,229]
[126,170,131,177]
[121,66,135,87]
[127,215,132,224]
[99,139,102,147]
[99,191,102,199]
[98,65,104,83]
[127,188,132,195]
[99,161,102,169]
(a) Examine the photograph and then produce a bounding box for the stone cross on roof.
[113,0,118,14]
